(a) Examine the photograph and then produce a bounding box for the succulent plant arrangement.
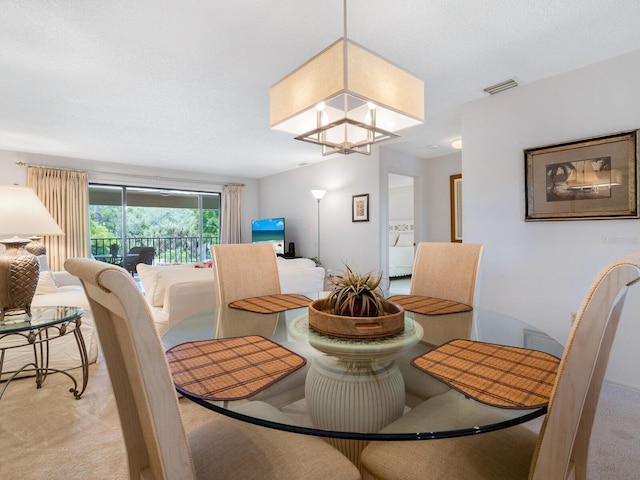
[325,265,393,317]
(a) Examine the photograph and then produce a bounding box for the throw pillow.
[193,260,213,268]
[35,255,59,295]
[137,263,214,307]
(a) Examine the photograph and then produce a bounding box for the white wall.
[388,184,413,221]
[424,152,462,242]
[258,152,382,277]
[257,147,428,285]
[463,48,640,389]
[0,150,260,244]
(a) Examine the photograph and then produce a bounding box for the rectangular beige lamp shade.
[270,38,424,153]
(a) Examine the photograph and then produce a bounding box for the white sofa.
[276,256,326,293]
[136,263,216,336]
[136,256,325,334]
[2,259,215,375]
[1,255,326,375]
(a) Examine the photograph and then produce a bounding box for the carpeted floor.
[0,358,638,479]
[0,360,216,479]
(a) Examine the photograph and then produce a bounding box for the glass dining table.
[161,293,563,468]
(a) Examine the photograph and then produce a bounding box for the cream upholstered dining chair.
[64,258,361,480]
[409,241,483,346]
[210,243,282,338]
[211,243,319,406]
[210,243,315,407]
[399,242,484,402]
[409,242,484,306]
[360,253,640,480]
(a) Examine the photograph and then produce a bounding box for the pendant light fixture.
[270,0,424,156]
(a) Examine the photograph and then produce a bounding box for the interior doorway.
[388,173,415,281]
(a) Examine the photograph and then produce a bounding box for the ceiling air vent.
[483,79,518,95]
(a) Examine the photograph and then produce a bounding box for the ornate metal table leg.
[32,328,50,388]
[70,318,89,399]
[0,307,89,400]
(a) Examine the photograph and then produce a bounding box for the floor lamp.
[311,190,326,265]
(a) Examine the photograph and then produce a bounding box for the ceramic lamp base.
[26,236,47,256]
[0,238,40,322]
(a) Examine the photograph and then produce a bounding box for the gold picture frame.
[450,174,462,242]
[525,130,639,221]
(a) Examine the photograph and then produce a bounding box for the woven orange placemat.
[166,336,306,401]
[228,294,312,313]
[388,295,472,315]
[412,339,560,409]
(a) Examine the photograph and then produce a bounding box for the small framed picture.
[524,130,639,221]
[352,193,369,222]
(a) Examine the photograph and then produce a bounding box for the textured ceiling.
[1,0,640,179]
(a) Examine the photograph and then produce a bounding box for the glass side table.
[0,306,88,400]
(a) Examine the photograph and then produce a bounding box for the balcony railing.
[91,236,219,265]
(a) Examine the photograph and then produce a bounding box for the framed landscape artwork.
[352,193,369,222]
[524,130,639,221]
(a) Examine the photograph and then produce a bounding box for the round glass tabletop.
[162,296,563,441]
[0,306,83,334]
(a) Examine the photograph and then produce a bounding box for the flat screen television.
[251,217,285,255]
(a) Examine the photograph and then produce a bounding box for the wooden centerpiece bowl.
[308,298,405,339]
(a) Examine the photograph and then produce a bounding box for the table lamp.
[0,186,64,321]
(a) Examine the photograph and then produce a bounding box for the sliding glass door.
[89,185,220,265]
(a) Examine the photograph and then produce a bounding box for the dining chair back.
[403,242,484,389]
[409,242,484,306]
[65,257,361,480]
[65,258,196,479]
[530,253,640,479]
[360,253,640,480]
[210,243,281,337]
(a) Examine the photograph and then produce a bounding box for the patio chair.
[360,253,640,480]
[109,243,122,266]
[124,246,155,275]
[64,258,360,480]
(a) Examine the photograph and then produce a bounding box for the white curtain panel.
[27,166,89,271]
[221,184,243,244]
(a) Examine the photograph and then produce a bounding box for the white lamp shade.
[270,38,424,138]
[311,189,327,200]
[0,186,64,237]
